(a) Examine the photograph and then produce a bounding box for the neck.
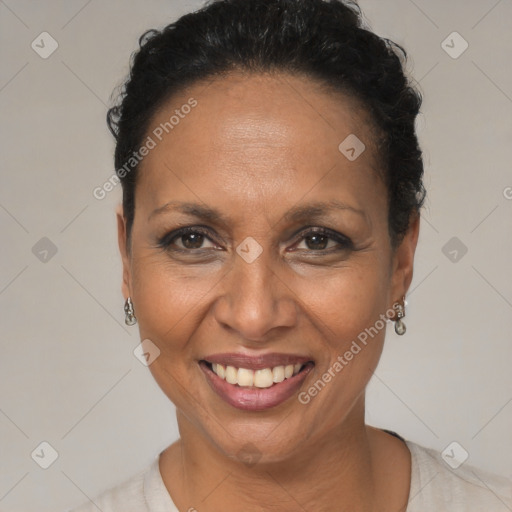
[160,398,384,512]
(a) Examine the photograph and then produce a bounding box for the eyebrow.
[281,200,366,223]
[148,201,225,223]
[148,199,367,225]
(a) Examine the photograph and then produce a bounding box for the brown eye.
[294,228,353,252]
[158,227,219,251]
[303,233,330,250]
[179,232,206,249]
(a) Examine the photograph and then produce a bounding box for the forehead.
[136,71,386,226]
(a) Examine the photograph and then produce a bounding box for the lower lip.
[199,361,314,411]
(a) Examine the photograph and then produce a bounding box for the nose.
[212,248,298,343]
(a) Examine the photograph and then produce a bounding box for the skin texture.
[117,71,420,512]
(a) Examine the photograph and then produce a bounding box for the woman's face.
[117,72,418,463]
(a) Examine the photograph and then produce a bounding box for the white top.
[68,440,512,511]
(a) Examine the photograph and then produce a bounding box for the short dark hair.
[107,0,426,251]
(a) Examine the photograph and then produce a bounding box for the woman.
[70,0,511,510]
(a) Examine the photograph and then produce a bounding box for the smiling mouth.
[200,360,315,388]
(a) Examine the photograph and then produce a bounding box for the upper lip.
[202,352,314,370]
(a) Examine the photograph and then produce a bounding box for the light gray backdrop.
[1,1,511,511]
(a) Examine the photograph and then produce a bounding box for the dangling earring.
[124,297,137,326]
[394,296,406,335]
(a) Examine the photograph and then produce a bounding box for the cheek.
[130,254,222,355]
[291,263,390,433]
[129,256,224,411]
[131,246,391,357]
[292,258,390,348]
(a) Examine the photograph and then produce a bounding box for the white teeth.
[225,365,238,384]
[254,368,273,388]
[216,363,225,379]
[237,367,254,386]
[210,362,306,387]
[272,365,285,383]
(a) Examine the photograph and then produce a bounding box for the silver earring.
[394,297,406,335]
[124,297,137,326]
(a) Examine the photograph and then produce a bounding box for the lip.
[199,358,315,411]
[203,352,313,370]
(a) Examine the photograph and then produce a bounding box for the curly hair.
[107,0,426,251]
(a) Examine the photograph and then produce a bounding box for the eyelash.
[156,225,353,254]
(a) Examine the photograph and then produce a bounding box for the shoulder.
[405,439,512,512]
[66,454,178,512]
[66,466,148,512]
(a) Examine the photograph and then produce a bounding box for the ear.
[389,211,420,309]
[116,203,131,300]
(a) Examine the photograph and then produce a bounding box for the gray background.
[0,1,511,511]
